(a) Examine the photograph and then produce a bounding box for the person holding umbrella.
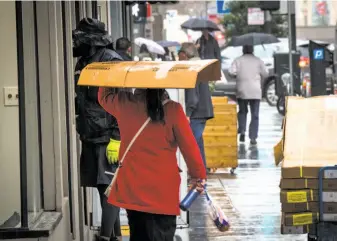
[157,41,180,61]
[138,44,153,60]
[196,30,221,61]
[228,45,268,145]
[134,37,165,61]
[181,18,221,61]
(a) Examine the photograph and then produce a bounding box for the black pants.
[97,185,121,239]
[127,210,176,241]
[237,99,260,140]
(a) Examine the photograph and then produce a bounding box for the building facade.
[0,1,131,241]
[296,0,337,42]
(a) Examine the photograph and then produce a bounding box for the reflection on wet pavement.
[188,102,307,241]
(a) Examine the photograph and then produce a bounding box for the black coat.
[197,34,221,62]
[75,48,123,144]
[75,48,123,187]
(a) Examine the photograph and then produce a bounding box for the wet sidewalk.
[188,102,308,241]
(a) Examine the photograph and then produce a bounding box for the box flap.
[274,138,283,166]
[282,96,337,170]
[78,60,221,89]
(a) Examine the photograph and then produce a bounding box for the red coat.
[98,88,206,215]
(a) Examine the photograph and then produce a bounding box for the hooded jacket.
[75,48,123,143]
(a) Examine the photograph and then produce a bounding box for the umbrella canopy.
[77,60,221,89]
[181,18,220,32]
[134,37,165,55]
[227,33,280,47]
[156,40,181,48]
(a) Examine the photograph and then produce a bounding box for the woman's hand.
[189,178,206,193]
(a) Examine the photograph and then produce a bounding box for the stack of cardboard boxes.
[278,96,337,235]
[203,97,238,170]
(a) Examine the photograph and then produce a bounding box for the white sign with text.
[248,8,264,25]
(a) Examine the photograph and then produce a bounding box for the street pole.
[264,10,272,33]
[334,24,337,83]
[287,0,296,95]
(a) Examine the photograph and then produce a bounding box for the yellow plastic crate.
[213,103,237,113]
[204,102,238,169]
[204,146,237,157]
[204,125,237,135]
[203,135,237,146]
[207,113,237,126]
[206,155,238,169]
[211,96,228,104]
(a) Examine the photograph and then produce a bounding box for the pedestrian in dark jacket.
[196,30,221,62]
[73,18,123,241]
[178,42,214,173]
[115,37,132,61]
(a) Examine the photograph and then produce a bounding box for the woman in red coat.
[98,88,206,241]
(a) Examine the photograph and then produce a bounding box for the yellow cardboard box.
[78,60,221,88]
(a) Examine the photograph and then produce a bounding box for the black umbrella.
[227,33,280,47]
[156,40,181,48]
[181,18,220,32]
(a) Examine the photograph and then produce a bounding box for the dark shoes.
[239,134,245,142]
[239,132,257,145]
[250,139,257,145]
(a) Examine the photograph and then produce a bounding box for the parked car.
[213,39,309,106]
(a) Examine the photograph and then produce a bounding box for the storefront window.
[0,1,22,228]
[23,1,43,223]
[0,1,43,230]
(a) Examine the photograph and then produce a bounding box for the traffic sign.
[216,0,230,14]
[247,8,264,25]
[132,3,140,17]
[313,49,324,60]
[131,2,147,23]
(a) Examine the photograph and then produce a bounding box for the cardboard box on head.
[77,60,221,89]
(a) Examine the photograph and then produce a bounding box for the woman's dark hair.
[103,88,167,123]
[140,44,149,53]
[146,89,166,123]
